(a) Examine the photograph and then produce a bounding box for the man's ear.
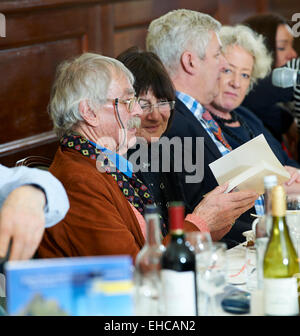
[180,51,198,75]
[78,100,98,126]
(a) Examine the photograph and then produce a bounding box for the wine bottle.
[161,202,197,316]
[263,185,300,316]
[134,204,165,315]
[255,175,277,289]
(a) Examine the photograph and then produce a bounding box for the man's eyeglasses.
[108,97,140,113]
[138,100,175,114]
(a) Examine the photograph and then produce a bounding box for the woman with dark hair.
[242,13,300,160]
[117,47,176,141]
[117,47,259,246]
[118,47,178,230]
[243,13,297,68]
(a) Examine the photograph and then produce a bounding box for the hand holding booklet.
[209,134,290,195]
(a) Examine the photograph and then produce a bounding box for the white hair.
[146,9,221,77]
[219,25,272,89]
[49,52,134,137]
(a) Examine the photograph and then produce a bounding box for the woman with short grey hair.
[219,25,272,90]
[204,24,300,173]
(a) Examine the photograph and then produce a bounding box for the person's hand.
[0,185,46,261]
[283,165,300,194]
[284,165,300,185]
[192,184,258,233]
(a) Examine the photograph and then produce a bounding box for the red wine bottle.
[161,202,198,315]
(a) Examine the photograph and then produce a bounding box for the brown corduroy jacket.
[38,147,200,261]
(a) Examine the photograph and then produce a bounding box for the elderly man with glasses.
[37,53,146,259]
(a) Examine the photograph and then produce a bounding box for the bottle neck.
[168,203,185,231]
[271,216,288,231]
[269,186,293,258]
[145,216,162,246]
[170,229,185,244]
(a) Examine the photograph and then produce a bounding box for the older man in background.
[146,9,260,246]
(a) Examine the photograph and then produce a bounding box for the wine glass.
[286,194,300,258]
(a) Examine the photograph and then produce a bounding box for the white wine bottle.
[160,202,197,316]
[263,185,300,316]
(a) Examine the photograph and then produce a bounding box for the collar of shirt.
[176,91,205,121]
[176,90,230,156]
[88,140,133,178]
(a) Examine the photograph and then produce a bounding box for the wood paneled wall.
[0,0,107,166]
[0,0,299,166]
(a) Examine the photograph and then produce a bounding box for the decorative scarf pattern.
[60,134,168,236]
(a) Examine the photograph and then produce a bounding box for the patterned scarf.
[202,109,232,150]
[60,134,168,236]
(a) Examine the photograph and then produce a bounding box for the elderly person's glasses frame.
[138,100,175,114]
[110,97,140,113]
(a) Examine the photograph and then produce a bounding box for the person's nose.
[289,46,298,60]
[132,101,143,117]
[229,73,240,89]
[147,105,161,121]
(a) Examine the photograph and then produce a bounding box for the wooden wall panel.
[215,0,261,25]
[112,0,218,57]
[0,37,83,143]
[114,27,147,57]
[113,0,218,28]
[0,1,107,166]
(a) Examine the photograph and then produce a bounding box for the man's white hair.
[146,9,221,77]
[219,25,273,90]
[49,52,134,138]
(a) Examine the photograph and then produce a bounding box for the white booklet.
[209,134,290,194]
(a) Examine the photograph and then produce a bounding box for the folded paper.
[209,134,290,194]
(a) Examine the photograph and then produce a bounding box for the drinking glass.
[185,231,212,253]
[286,194,300,257]
[245,245,257,291]
[195,242,227,316]
[185,232,213,314]
[227,244,247,287]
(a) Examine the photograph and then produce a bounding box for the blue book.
[5,255,133,316]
